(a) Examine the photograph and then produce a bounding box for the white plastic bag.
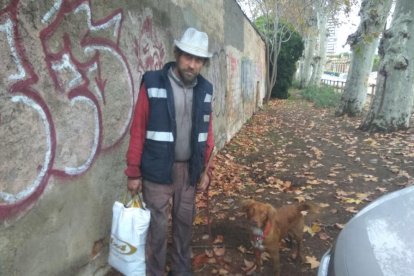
[108,194,150,276]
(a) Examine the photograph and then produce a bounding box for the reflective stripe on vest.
[146,131,174,142]
[204,93,212,103]
[147,88,167,98]
[203,114,210,122]
[198,132,208,142]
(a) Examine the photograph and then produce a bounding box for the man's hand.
[197,173,210,192]
[127,178,142,195]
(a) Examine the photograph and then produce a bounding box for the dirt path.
[106,91,414,276]
[191,91,414,275]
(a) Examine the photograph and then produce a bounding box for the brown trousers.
[143,162,196,276]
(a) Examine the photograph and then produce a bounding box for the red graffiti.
[40,0,135,153]
[0,0,56,220]
[230,54,239,76]
[40,1,126,92]
[0,0,135,219]
[134,16,165,78]
[1,0,167,220]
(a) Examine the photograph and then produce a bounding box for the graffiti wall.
[0,0,265,274]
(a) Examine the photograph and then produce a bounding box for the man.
[125,27,214,276]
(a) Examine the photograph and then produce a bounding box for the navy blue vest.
[140,62,213,185]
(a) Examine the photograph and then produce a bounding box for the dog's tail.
[297,202,319,215]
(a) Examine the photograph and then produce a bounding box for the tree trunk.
[336,0,393,117]
[294,60,302,82]
[313,9,328,87]
[360,0,414,132]
[309,58,319,86]
[263,3,281,104]
[264,41,272,103]
[309,2,328,87]
[300,31,317,88]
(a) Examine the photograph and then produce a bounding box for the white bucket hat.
[174,27,213,58]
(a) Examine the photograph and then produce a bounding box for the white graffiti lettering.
[0,18,26,81]
[0,95,52,203]
[41,0,63,24]
[63,96,99,175]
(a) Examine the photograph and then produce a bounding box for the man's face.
[175,52,205,85]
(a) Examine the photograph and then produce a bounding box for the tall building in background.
[326,17,337,55]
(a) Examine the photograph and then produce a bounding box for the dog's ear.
[241,199,255,212]
[263,204,273,224]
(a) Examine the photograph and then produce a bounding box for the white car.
[318,185,414,276]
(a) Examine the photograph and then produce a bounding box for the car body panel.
[318,185,414,276]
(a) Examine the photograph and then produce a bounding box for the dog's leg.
[267,247,281,276]
[290,230,304,262]
[296,237,304,262]
[255,248,263,267]
[287,216,306,262]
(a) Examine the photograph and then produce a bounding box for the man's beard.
[177,67,197,85]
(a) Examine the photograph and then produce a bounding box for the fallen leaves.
[192,235,228,271]
[356,193,371,201]
[215,268,230,275]
[305,256,320,269]
[318,232,331,241]
[241,259,257,275]
[376,187,388,193]
[212,235,226,257]
[304,223,322,237]
[192,253,210,268]
[307,179,321,185]
[193,214,207,225]
[255,188,265,193]
[335,223,345,230]
[237,245,247,254]
[364,174,379,182]
[213,246,226,257]
[295,195,306,202]
[363,137,379,147]
[309,146,324,159]
[191,94,414,275]
[345,206,358,213]
[334,190,374,213]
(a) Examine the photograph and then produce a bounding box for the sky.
[238,0,394,55]
[334,4,360,54]
[334,1,395,54]
[238,0,361,54]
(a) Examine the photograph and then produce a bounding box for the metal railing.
[321,79,376,95]
[321,79,346,93]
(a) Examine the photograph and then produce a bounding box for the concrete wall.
[0,0,266,274]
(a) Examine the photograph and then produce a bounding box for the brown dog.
[241,199,316,276]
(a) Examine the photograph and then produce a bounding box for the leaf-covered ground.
[191,91,414,275]
[107,91,414,275]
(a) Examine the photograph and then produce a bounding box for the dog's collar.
[252,222,272,251]
[263,221,271,238]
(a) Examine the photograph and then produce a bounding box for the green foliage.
[372,55,380,72]
[300,85,341,108]
[255,16,275,40]
[292,80,301,89]
[334,52,351,58]
[254,16,304,99]
[354,44,363,56]
[271,24,304,99]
